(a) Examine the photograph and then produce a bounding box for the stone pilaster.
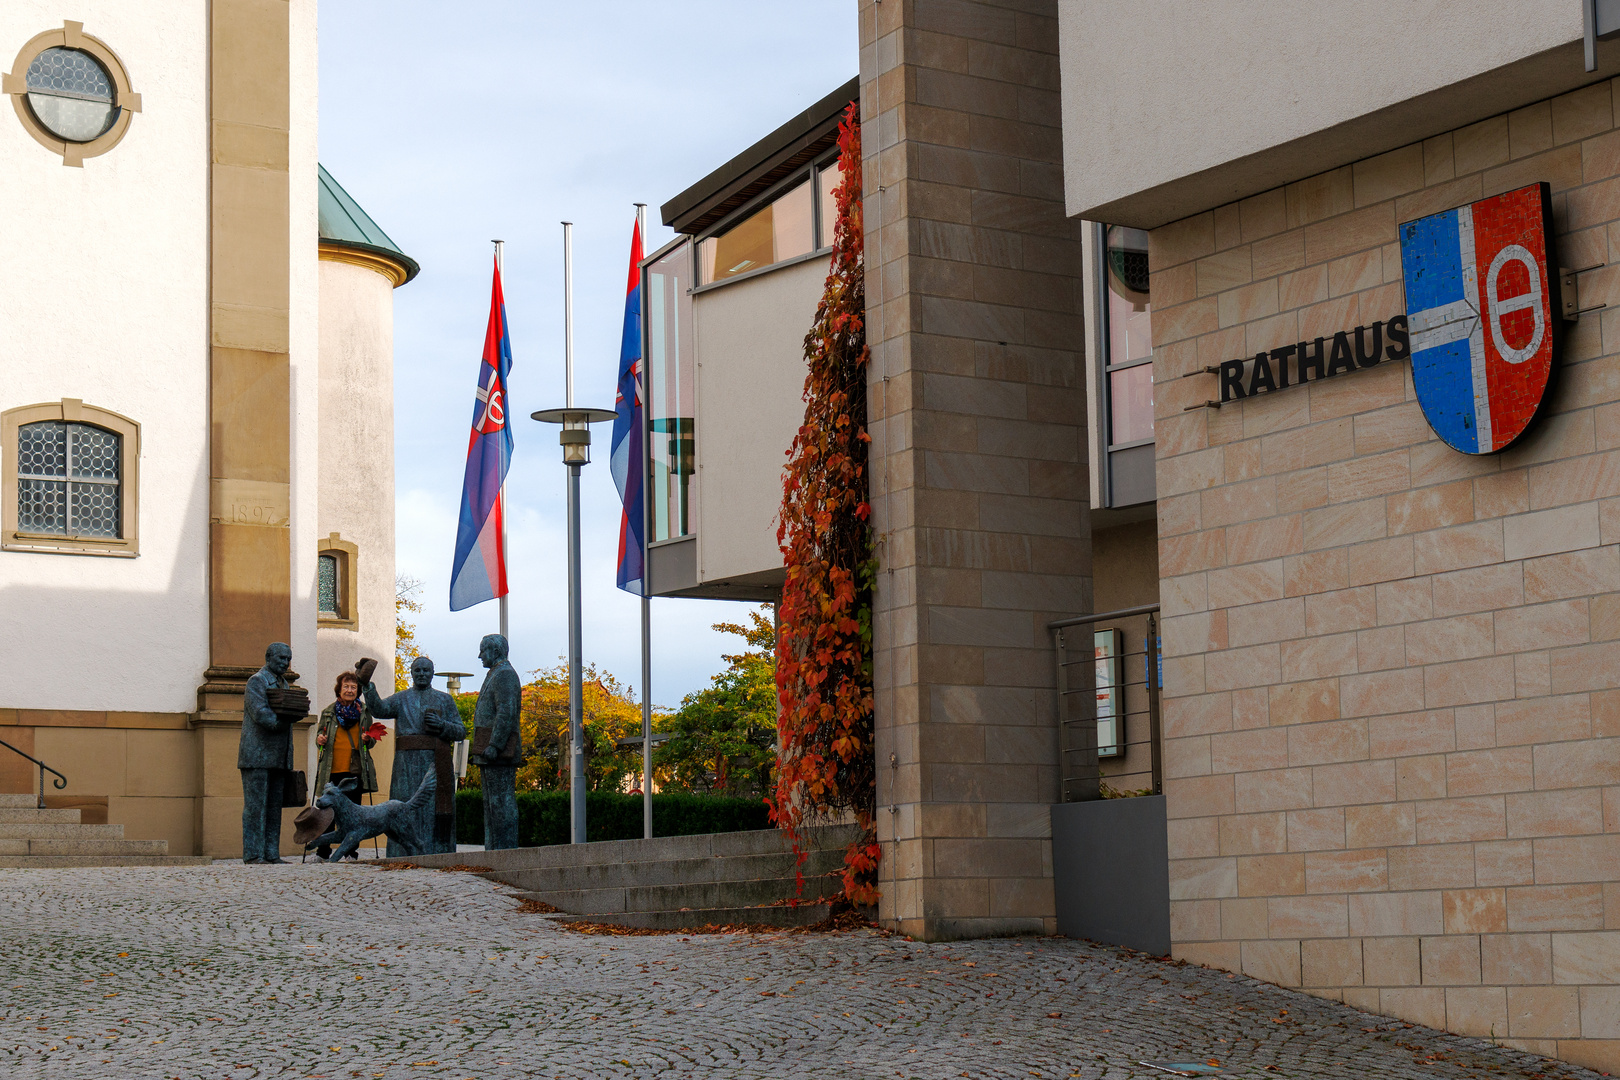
[861,0,1091,940]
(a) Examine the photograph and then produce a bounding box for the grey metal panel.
[1108,442,1157,508]
[647,537,696,597]
[1050,795,1170,955]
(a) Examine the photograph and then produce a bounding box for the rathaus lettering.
[1218,316,1410,403]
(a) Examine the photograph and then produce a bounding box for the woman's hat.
[292,805,334,847]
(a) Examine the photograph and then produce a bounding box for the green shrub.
[454,789,771,847]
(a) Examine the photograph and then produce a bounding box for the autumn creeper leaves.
[771,104,880,906]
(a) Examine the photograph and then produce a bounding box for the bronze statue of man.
[469,633,522,850]
[239,642,297,864]
[364,656,465,856]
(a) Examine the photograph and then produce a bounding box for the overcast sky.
[317,2,857,703]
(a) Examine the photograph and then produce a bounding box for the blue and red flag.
[609,220,646,595]
[1398,182,1559,455]
[449,257,515,611]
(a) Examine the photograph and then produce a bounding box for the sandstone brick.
[1495,694,1592,747]
[1241,939,1301,987]
[1476,839,1536,887]
[1279,632,1357,681]
[1443,888,1508,935]
[1168,856,1238,900]
[1350,892,1444,937]
[1303,498,1386,551]
[1205,643,1282,692]
[1165,773,1236,819]
[1304,586,1376,635]
[1209,727,1287,775]
[1286,807,1345,852]
[1550,640,1620,694]
[1302,937,1363,987]
[1404,613,1495,666]
[1455,703,1497,751]
[1171,898,1221,941]
[1167,816,1219,860]
[1340,669,1424,718]
[1304,848,1386,893]
[1288,719,1368,767]
[1386,479,1475,536]
[1525,547,1620,602]
[1220,896,1269,940]
[1447,747,1534,797]
[1396,755,1448,801]
[1504,503,1602,562]
[1474,470,1530,519]
[1445,986,1508,1038]
[1412,521,1506,576]
[1424,657,1516,709]
[1234,767,1313,813]
[1508,985,1581,1038]
[1237,853,1304,897]
[1388,842,1478,890]
[1346,535,1415,588]
[1225,514,1303,562]
[1507,883,1605,932]
[1268,895,1348,939]
[1421,934,1482,985]
[1507,789,1605,839]
[1417,796,1507,844]
[1533,738,1620,790]
[1495,600,1591,654]
[1206,560,1285,608]
[1367,710,1454,758]
[1312,760,1396,807]
[1219,812,1287,856]
[1552,930,1620,983]
[1267,679,1340,727]
[1285,549,1350,598]
[1374,578,1434,626]
[1363,935,1421,984]
[1346,802,1415,848]
[1534,834,1620,884]
[1226,596,1305,647]
[1357,625,1406,671]
[1484,933,1553,985]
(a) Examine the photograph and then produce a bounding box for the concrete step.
[0,808,79,824]
[552,903,835,931]
[0,838,170,857]
[0,823,124,839]
[0,794,41,808]
[510,870,844,915]
[490,846,848,893]
[400,824,863,873]
[0,855,211,868]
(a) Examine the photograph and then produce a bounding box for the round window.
[25,46,118,142]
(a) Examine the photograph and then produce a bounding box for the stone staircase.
[0,794,209,867]
[398,824,862,929]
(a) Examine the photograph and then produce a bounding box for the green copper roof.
[318,163,419,285]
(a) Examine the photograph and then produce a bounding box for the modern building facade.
[649,0,1620,1070]
[0,3,413,857]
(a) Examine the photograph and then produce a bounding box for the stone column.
[194,0,295,857]
[861,0,1091,940]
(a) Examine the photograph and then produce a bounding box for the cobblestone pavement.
[0,864,1607,1080]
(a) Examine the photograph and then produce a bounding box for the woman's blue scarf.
[335,701,362,729]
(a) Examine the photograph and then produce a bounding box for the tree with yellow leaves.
[515,662,657,792]
[394,574,424,691]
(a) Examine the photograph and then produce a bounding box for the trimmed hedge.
[454,789,771,847]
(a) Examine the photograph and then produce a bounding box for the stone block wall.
[1152,77,1620,1071]
[859,0,1091,939]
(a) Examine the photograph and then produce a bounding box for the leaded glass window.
[317,554,340,617]
[25,47,119,143]
[16,421,121,538]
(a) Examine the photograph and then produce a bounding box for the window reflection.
[698,181,814,285]
[818,157,842,247]
[646,239,695,540]
[1104,225,1153,447]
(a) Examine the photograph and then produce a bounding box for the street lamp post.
[434,671,474,781]
[531,214,615,845]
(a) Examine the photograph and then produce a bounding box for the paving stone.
[0,863,1604,1079]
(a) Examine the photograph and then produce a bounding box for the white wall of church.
[0,3,210,713]
[314,258,397,721]
[290,0,322,735]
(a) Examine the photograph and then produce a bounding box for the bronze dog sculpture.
[309,772,436,861]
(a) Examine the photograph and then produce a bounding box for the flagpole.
[493,239,509,643]
[635,202,653,841]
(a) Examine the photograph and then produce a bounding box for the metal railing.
[1049,604,1162,802]
[0,737,66,809]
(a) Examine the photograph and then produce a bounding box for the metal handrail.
[0,737,66,809]
[1050,604,1163,801]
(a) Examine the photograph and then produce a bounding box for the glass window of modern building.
[696,155,842,286]
[645,237,695,540]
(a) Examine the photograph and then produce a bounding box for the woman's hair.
[333,671,361,699]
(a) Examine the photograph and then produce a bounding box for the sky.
[316,2,858,704]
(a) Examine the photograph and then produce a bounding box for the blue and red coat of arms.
[1397,182,1561,455]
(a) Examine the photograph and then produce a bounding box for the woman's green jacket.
[312,703,380,797]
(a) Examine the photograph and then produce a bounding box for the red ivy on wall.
[770,103,879,906]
